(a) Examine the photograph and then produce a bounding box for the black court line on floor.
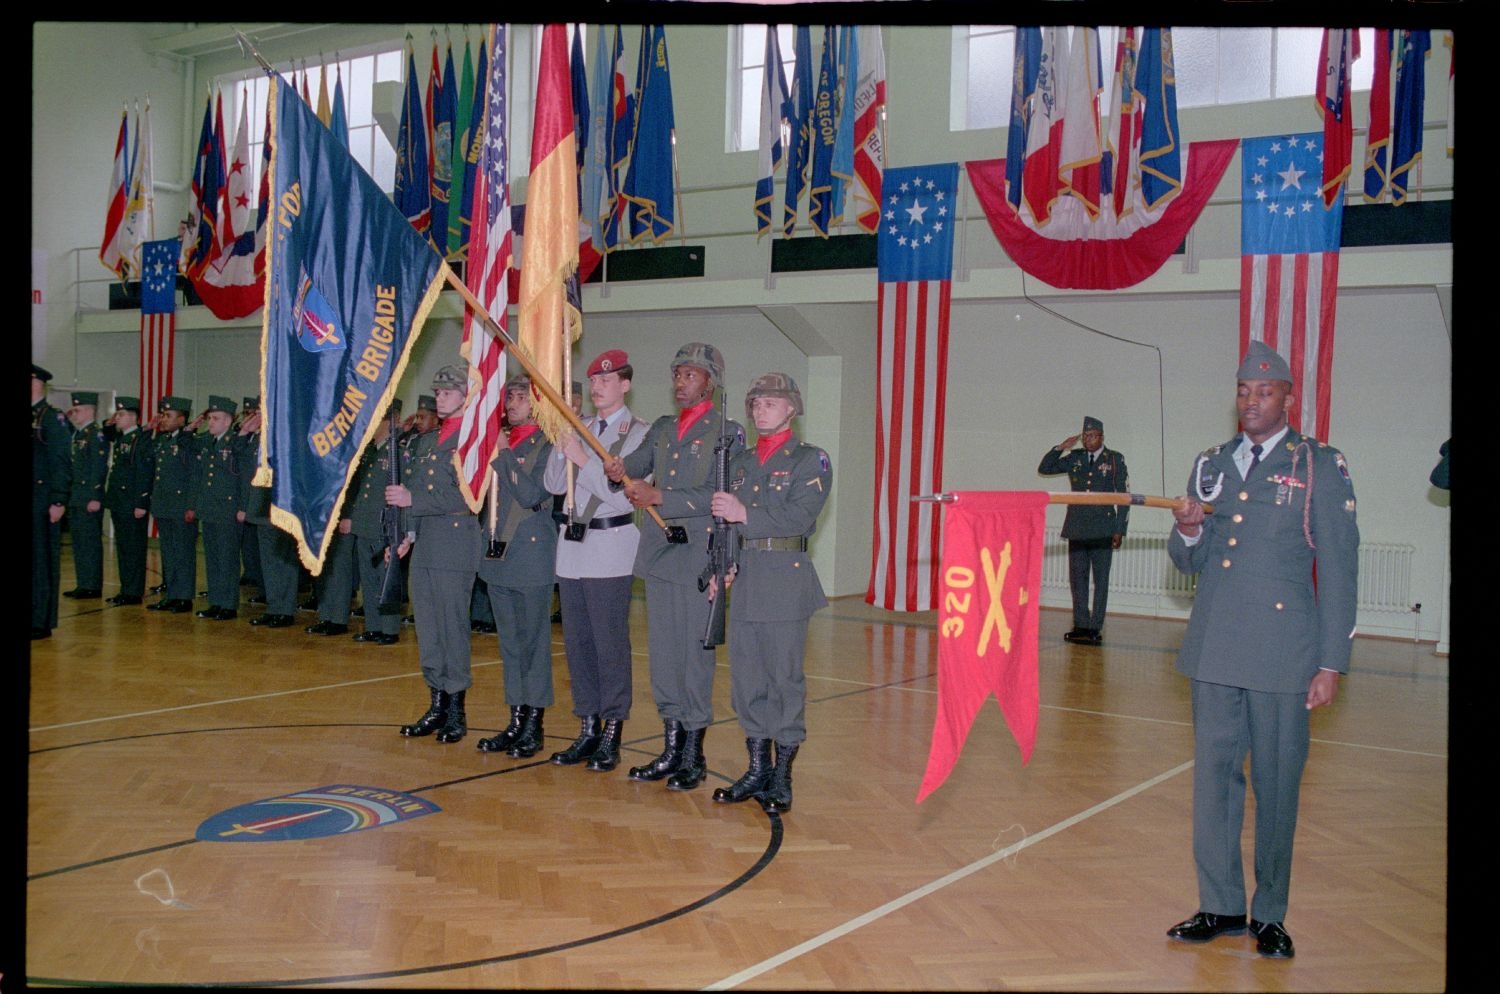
[26,722,787,987]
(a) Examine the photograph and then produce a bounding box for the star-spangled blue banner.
[140,239,181,314]
[877,162,959,284]
[1241,132,1343,256]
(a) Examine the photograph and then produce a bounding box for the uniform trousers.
[110,508,149,598]
[316,531,355,624]
[202,520,242,609]
[411,564,475,694]
[156,517,199,602]
[1190,679,1310,924]
[1067,538,1114,630]
[486,583,555,707]
[68,503,105,589]
[643,576,717,731]
[558,575,634,720]
[240,521,263,587]
[33,511,62,629]
[353,534,402,635]
[728,615,810,744]
[256,523,301,616]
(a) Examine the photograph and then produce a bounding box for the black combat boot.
[586,718,625,772]
[435,690,467,743]
[507,706,545,758]
[713,738,773,803]
[762,741,800,812]
[628,719,686,781]
[551,715,602,765]
[478,705,527,752]
[666,727,708,791]
[399,687,449,737]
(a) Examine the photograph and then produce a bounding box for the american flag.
[139,238,179,424]
[867,162,957,613]
[455,25,513,511]
[1239,132,1343,442]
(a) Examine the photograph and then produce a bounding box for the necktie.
[595,417,607,438]
[1248,443,1263,473]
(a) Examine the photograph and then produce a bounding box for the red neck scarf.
[676,399,714,440]
[438,416,460,444]
[756,428,793,464]
[507,423,540,448]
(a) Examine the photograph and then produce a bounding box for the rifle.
[698,392,732,649]
[374,407,404,614]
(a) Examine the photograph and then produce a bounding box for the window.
[950,26,1377,131]
[726,24,798,153]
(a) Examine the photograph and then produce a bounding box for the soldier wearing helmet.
[707,372,831,814]
[604,342,745,791]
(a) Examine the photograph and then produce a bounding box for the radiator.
[1040,529,1415,613]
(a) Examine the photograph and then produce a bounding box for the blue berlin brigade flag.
[258,76,448,572]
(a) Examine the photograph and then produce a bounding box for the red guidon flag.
[916,490,1048,804]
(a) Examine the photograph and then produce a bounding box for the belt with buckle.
[738,536,807,552]
[588,513,636,530]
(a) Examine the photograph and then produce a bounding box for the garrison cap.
[70,391,99,407]
[205,395,237,416]
[159,396,192,414]
[115,396,141,414]
[587,348,630,378]
[32,363,53,382]
[417,394,437,413]
[670,342,724,385]
[745,372,804,418]
[1237,340,1292,383]
[1082,416,1103,433]
[384,397,403,415]
[242,396,260,411]
[432,364,468,393]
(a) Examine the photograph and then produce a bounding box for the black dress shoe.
[147,598,171,611]
[1085,629,1103,646]
[250,613,295,628]
[306,620,349,635]
[196,607,220,619]
[353,631,399,644]
[351,606,364,618]
[1166,912,1247,943]
[246,594,267,605]
[403,614,416,627]
[65,588,102,599]
[213,608,238,620]
[31,627,51,640]
[1063,628,1087,644]
[165,599,194,613]
[150,583,167,594]
[470,620,496,634]
[1250,920,1294,958]
[300,596,319,612]
[108,595,143,606]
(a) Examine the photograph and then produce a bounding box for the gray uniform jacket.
[619,408,745,586]
[725,439,832,621]
[1168,430,1359,693]
[544,410,648,580]
[479,429,556,588]
[408,426,480,574]
[1037,446,1129,540]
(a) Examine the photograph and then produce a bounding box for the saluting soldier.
[1037,415,1130,645]
[709,374,832,814]
[475,376,558,758]
[387,365,481,744]
[544,351,648,772]
[347,400,404,645]
[148,396,198,613]
[1164,341,1360,960]
[191,395,244,620]
[64,390,109,599]
[103,396,154,605]
[604,342,745,791]
[32,364,72,639]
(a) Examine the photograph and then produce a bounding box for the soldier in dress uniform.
[398,394,440,626]
[103,396,154,605]
[32,364,72,639]
[346,399,404,645]
[237,397,265,595]
[64,391,109,599]
[1164,340,1359,960]
[708,373,832,813]
[191,395,243,620]
[1037,416,1130,645]
[387,365,481,743]
[474,376,559,758]
[604,343,745,791]
[544,353,647,772]
[148,396,198,613]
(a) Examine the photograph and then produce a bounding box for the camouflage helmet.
[432,364,468,393]
[670,342,724,386]
[744,372,803,419]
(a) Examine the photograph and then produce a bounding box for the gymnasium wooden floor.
[25,542,1448,990]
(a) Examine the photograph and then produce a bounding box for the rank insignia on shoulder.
[1334,451,1351,484]
[807,477,824,491]
[818,451,830,474]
